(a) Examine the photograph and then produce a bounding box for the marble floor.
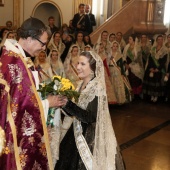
[109,99,170,170]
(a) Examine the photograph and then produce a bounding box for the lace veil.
[47,32,65,54]
[64,44,80,70]
[47,48,65,77]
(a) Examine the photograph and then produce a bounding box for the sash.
[37,65,51,79]
[51,64,57,75]
[127,49,134,61]
[70,63,81,80]
[73,118,93,170]
[151,47,166,74]
[110,59,132,91]
[77,14,85,25]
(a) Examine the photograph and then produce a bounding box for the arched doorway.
[32,2,62,28]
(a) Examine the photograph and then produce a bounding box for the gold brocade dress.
[99,53,117,104]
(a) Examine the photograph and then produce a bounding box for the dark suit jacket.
[72,13,91,34]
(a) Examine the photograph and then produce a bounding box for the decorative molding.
[31,0,63,25]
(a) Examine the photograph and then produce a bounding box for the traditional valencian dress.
[123,43,144,96]
[55,51,125,170]
[98,52,117,104]
[139,41,151,69]
[47,32,66,56]
[34,51,53,83]
[64,45,81,88]
[142,44,169,99]
[47,48,65,77]
[94,43,117,104]
[0,39,53,170]
[109,44,132,104]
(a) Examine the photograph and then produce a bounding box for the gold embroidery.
[32,161,42,170]
[3,141,13,155]
[8,50,20,58]
[24,57,34,69]
[17,84,23,93]
[28,136,35,146]
[11,102,18,119]
[11,103,18,112]
[28,88,39,108]
[19,149,28,168]
[3,146,10,154]
[38,142,47,156]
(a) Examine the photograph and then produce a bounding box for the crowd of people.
[0,2,170,170]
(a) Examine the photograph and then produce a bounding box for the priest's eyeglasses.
[34,37,47,47]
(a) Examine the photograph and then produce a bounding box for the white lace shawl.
[123,43,144,80]
[47,32,65,55]
[47,48,65,77]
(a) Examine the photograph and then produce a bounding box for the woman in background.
[94,42,117,104]
[74,31,85,52]
[48,48,65,77]
[34,50,53,83]
[109,41,132,104]
[123,34,144,99]
[94,30,112,56]
[143,35,169,102]
[64,45,81,87]
[47,31,66,56]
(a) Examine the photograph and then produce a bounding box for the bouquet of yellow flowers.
[38,75,80,127]
[38,75,79,102]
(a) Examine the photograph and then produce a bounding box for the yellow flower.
[3,147,10,154]
[60,78,75,91]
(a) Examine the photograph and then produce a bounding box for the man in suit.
[72,3,91,35]
[85,4,96,34]
[48,16,59,35]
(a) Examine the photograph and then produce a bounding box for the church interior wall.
[0,0,13,26]
[0,0,73,28]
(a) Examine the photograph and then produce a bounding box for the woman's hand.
[47,95,68,108]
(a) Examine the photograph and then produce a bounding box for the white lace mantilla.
[77,78,99,109]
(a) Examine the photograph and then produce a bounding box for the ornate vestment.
[0,40,53,170]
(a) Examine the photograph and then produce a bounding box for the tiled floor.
[109,99,170,170]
